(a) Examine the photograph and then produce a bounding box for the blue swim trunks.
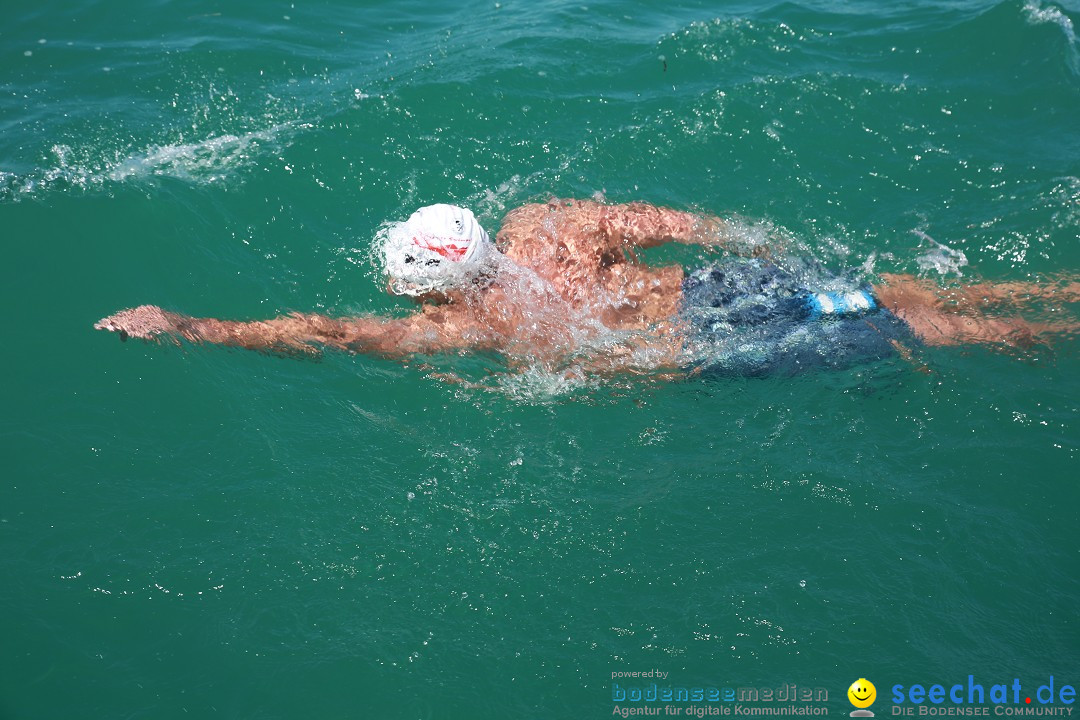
[680,259,917,377]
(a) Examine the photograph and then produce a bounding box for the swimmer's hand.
[95,305,325,359]
[94,305,188,343]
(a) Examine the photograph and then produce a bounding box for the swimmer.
[94,199,1079,377]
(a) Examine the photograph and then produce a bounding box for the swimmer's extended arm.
[567,200,768,257]
[94,305,478,358]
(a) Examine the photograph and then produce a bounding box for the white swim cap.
[380,204,493,296]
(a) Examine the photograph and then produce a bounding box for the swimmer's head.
[379,204,494,296]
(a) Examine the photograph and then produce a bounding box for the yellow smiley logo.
[848,678,877,709]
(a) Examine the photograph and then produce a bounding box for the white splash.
[913,230,968,277]
[108,125,290,184]
[1023,0,1077,44]
[1,122,299,203]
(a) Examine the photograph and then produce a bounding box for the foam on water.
[1023,0,1078,43]
[0,122,300,202]
[1023,0,1080,72]
[107,124,296,183]
[913,230,970,277]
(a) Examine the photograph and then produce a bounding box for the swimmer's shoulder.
[497,203,545,247]
[497,198,607,252]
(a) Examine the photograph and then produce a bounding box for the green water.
[2,1,1078,718]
